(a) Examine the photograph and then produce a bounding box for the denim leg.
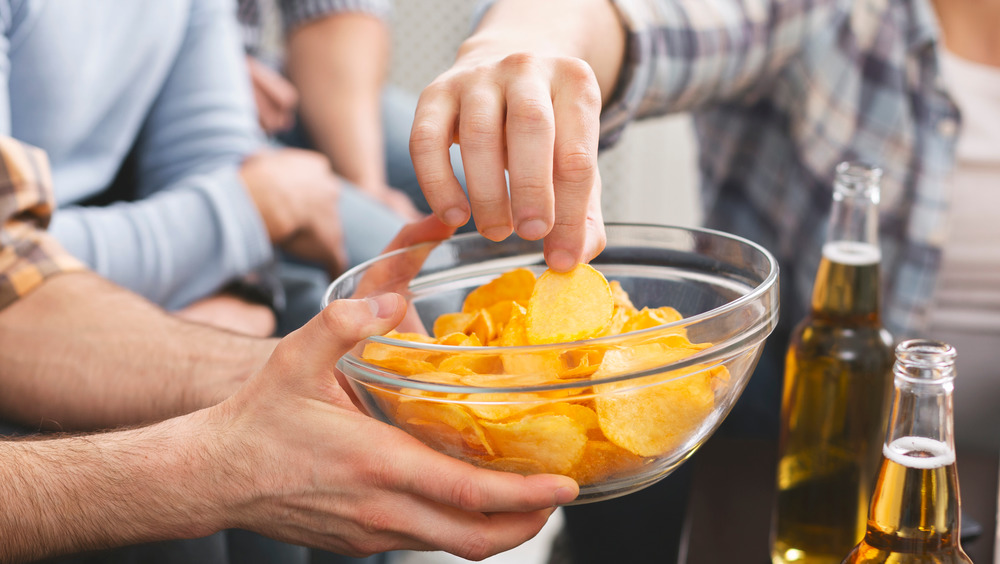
[381,86,467,217]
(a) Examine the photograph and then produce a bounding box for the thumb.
[279,294,406,373]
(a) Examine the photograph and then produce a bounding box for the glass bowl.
[324,224,779,504]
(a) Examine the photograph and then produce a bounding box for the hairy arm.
[285,12,391,193]
[0,412,224,563]
[0,272,275,430]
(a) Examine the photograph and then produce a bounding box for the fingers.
[458,83,512,241]
[247,57,299,134]
[411,84,470,229]
[279,295,406,375]
[247,56,299,114]
[381,215,456,254]
[505,56,556,242]
[541,62,603,271]
[390,445,579,513]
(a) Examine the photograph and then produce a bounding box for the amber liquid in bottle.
[771,163,895,564]
[843,340,972,563]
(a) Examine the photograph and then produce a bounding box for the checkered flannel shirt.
[600,0,959,335]
[0,137,84,310]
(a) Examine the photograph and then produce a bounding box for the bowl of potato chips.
[324,223,779,503]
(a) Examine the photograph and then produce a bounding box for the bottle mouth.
[894,339,957,383]
[834,161,882,200]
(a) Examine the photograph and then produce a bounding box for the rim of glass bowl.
[327,223,779,394]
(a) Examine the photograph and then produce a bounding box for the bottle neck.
[865,341,963,551]
[810,176,883,321]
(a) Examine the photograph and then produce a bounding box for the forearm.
[286,13,390,191]
[466,0,626,103]
[0,411,227,562]
[50,166,273,311]
[0,272,276,430]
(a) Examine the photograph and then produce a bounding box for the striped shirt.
[601,0,959,336]
[238,0,391,55]
[0,138,84,310]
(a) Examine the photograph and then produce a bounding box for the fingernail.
[481,226,512,241]
[546,250,576,272]
[365,294,399,319]
[554,486,577,506]
[517,219,549,240]
[443,207,468,227]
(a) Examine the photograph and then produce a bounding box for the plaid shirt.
[238,0,391,55]
[602,0,958,336]
[0,138,84,310]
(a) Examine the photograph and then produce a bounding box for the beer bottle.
[771,162,895,564]
[842,340,972,563]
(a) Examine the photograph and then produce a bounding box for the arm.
[0,271,275,430]
[410,0,843,270]
[285,11,391,195]
[0,240,577,563]
[48,0,273,310]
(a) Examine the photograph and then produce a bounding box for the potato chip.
[437,353,503,375]
[466,309,496,344]
[433,312,474,339]
[537,402,601,439]
[386,330,437,343]
[367,357,437,376]
[567,440,646,485]
[621,306,684,334]
[462,268,536,313]
[498,304,563,378]
[396,400,494,457]
[593,345,717,457]
[609,280,636,311]
[526,264,614,345]
[482,457,547,476]
[485,300,517,330]
[481,413,587,474]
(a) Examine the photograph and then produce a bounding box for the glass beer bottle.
[843,340,972,563]
[771,162,895,564]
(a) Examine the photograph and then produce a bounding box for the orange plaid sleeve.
[0,137,85,310]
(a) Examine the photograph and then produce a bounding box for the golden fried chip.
[433,312,474,339]
[621,306,684,333]
[593,344,716,457]
[526,264,614,345]
[437,353,503,375]
[367,357,437,376]
[396,400,494,457]
[466,309,496,344]
[567,440,646,485]
[539,402,601,439]
[482,457,547,476]
[609,280,636,311]
[481,413,588,474]
[485,300,517,330]
[462,268,536,313]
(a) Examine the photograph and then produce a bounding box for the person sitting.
[0,135,577,564]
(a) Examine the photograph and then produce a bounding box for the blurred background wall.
[387,0,701,228]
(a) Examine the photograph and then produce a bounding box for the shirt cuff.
[0,228,87,310]
[599,0,655,149]
[282,0,391,34]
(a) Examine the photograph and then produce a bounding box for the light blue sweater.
[1,0,272,309]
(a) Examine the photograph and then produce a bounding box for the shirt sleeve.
[0,137,85,310]
[600,0,847,147]
[47,0,274,311]
[279,0,391,35]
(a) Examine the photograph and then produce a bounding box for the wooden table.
[684,435,998,563]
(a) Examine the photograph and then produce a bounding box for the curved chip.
[462,268,536,313]
[526,264,614,345]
